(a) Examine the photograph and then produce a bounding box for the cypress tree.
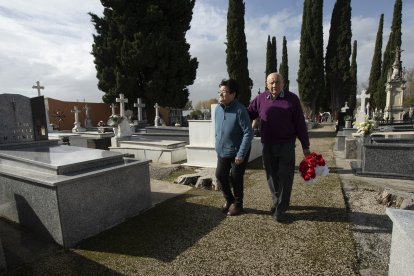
[226,0,252,105]
[368,14,384,108]
[279,36,289,91]
[348,40,357,115]
[298,0,324,116]
[377,0,402,110]
[325,0,352,119]
[271,36,277,73]
[90,0,198,109]
[265,35,272,86]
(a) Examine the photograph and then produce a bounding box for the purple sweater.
[247,90,310,150]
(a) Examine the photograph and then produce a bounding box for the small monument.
[134,98,147,127]
[71,105,85,132]
[384,47,406,122]
[355,89,370,127]
[115,93,132,137]
[110,103,117,116]
[83,104,93,129]
[32,81,53,133]
[154,103,160,127]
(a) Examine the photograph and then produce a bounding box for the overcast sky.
[0,0,413,106]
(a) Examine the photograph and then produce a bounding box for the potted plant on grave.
[107,115,123,135]
[354,118,376,144]
[344,115,352,128]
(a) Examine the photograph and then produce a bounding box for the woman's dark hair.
[219,79,239,98]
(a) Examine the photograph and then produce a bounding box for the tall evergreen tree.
[348,40,357,115]
[325,0,352,119]
[90,0,198,110]
[265,35,272,86]
[279,36,289,91]
[271,36,277,73]
[298,0,325,116]
[265,35,277,88]
[226,0,252,105]
[376,0,402,110]
[368,14,384,108]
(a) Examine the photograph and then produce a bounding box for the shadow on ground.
[77,192,225,262]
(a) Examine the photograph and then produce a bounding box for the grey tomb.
[0,93,152,248]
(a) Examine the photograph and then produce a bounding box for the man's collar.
[266,90,285,99]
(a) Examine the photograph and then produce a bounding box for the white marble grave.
[386,208,414,276]
[185,104,262,168]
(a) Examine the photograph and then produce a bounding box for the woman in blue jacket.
[215,79,253,216]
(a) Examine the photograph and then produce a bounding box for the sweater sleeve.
[237,105,254,159]
[293,95,310,150]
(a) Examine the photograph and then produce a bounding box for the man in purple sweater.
[248,72,311,222]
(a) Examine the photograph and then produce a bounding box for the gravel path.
[9,125,413,275]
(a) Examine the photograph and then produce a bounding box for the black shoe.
[227,203,243,216]
[221,201,232,213]
[270,205,276,215]
[274,210,286,222]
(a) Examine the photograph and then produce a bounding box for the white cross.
[32,81,44,96]
[356,89,370,115]
[116,93,128,117]
[71,106,81,124]
[341,101,350,113]
[110,103,117,116]
[154,103,160,127]
[134,98,146,121]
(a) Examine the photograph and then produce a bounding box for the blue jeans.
[215,148,251,207]
[262,143,295,213]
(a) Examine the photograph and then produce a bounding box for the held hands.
[235,156,244,165]
[303,149,311,157]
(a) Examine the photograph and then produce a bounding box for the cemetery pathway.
[6,124,361,275]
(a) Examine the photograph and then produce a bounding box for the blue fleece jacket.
[214,100,253,159]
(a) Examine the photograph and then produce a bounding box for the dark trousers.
[262,143,295,213]
[215,149,251,207]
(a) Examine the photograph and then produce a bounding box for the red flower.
[299,152,328,183]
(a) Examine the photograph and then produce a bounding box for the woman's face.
[218,85,235,105]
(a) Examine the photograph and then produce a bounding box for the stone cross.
[357,89,370,115]
[154,103,160,127]
[71,106,81,124]
[340,101,349,113]
[116,94,128,118]
[110,103,117,116]
[134,98,146,121]
[32,81,44,96]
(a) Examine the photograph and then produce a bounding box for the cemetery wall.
[47,98,112,130]
[47,98,171,130]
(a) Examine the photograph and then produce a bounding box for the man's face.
[218,85,235,105]
[266,74,284,96]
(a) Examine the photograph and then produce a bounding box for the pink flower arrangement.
[299,152,329,185]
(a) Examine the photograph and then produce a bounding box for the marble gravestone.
[0,94,48,144]
[0,93,151,248]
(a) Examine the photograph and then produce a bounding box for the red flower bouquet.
[299,152,329,185]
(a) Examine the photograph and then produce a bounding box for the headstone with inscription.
[0,94,48,144]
